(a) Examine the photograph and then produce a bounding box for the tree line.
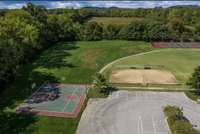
[1,3,200,90]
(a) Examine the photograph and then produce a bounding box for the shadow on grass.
[0,42,79,109]
[0,42,80,134]
[0,71,60,108]
[191,90,200,96]
[34,42,78,69]
[0,111,37,134]
[0,71,60,134]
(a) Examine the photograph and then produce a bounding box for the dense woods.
[1,3,200,90]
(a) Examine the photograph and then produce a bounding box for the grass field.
[89,17,144,25]
[104,49,200,85]
[0,40,152,134]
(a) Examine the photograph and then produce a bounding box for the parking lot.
[76,91,200,134]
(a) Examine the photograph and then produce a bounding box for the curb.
[99,49,185,74]
[183,93,198,104]
[116,86,194,92]
[99,49,162,73]
[164,117,171,134]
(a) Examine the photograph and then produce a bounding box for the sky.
[1,1,200,9]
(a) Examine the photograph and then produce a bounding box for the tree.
[144,21,169,41]
[23,3,47,24]
[0,41,24,89]
[80,22,102,41]
[23,3,48,46]
[195,23,200,37]
[119,20,145,40]
[47,13,76,42]
[103,25,121,40]
[167,18,185,41]
[0,11,39,48]
[188,66,200,92]
[93,73,109,93]
[0,9,39,89]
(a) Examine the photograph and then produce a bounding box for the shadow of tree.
[0,111,37,134]
[34,42,78,69]
[102,86,118,95]
[0,71,60,109]
[189,90,200,96]
[0,42,79,109]
[0,71,59,134]
[0,42,80,134]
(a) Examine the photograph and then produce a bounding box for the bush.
[144,66,151,69]
[187,66,200,92]
[164,106,200,134]
[130,66,137,69]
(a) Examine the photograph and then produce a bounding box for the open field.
[110,69,178,84]
[33,41,151,84]
[89,17,144,25]
[0,41,152,134]
[104,49,200,85]
[77,91,200,134]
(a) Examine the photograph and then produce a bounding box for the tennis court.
[17,84,88,118]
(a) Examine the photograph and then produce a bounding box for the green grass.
[33,41,151,84]
[0,40,151,134]
[89,17,144,25]
[87,88,108,98]
[164,106,200,134]
[185,91,200,101]
[107,49,200,85]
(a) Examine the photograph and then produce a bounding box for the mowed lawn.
[89,17,144,25]
[0,40,152,134]
[33,41,152,84]
[110,49,200,84]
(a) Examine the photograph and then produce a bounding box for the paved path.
[76,91,200,134]
[117,86,194,91]
[99,49,167,74]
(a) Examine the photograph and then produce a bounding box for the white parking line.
[152,117,158,134]
[137,116,140,134]
[139,116,144,134]
[136,92,138,101]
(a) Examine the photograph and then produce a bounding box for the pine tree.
[188,66,200,92]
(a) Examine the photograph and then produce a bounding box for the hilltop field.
[89,17,144,25]
[0,41,152,134]
[1,40,200,134]
[104,49,200,86]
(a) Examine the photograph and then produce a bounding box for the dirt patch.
[110,69,178,84]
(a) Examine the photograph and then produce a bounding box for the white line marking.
[137,116,140,134]
[139,116,144,134]
[152,117,158,134]
[136,92,138,101]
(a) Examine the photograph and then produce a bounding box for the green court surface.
[18,84,88,118]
